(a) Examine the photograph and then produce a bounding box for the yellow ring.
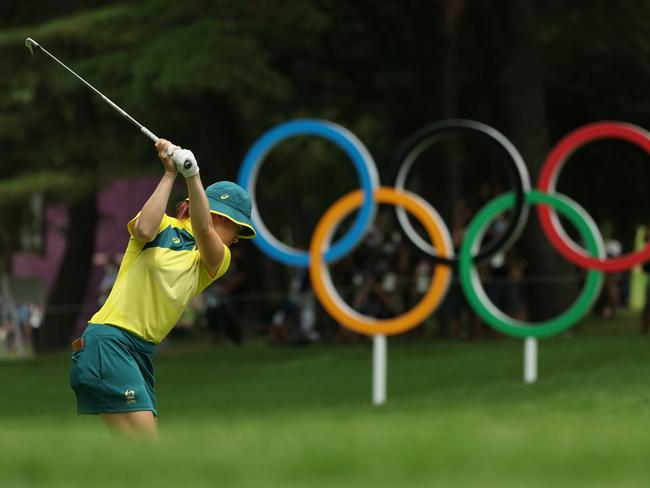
[309,187,453,336]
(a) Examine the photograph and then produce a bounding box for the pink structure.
[13,203,69,297]
[13,176,161,336]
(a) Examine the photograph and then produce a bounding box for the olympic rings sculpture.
[237,119,650,338]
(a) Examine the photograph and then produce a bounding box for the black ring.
[392,119,530,266]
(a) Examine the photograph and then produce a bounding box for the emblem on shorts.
[124,389,136,404]
[220,194,229,200]
[172,236,181,245]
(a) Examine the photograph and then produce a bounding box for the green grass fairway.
[2,313,650,487]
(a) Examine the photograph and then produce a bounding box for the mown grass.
[1,312,649,487]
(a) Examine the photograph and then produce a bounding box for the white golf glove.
[168,146,199,177]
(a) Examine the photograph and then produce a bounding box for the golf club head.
[25,38,39,55]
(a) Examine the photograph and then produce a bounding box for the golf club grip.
[141,127,159,142]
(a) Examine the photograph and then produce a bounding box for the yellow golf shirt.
[90,213,231,343]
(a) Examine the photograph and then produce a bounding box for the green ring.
[459,190,604,339]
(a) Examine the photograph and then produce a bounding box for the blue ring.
[237,119,379,267]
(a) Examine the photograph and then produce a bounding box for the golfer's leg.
[101,412,135,437]
[126,410,157,437]
[101,411,157,438]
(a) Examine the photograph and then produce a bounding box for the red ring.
[537,122,650,272]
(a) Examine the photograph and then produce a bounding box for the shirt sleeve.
[198,244,231,291]
[127,212,172,240]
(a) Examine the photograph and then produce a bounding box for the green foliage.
[540,0,650,128]
[0,171,92,205]
[1,0,650,251]
[0,0,317,191]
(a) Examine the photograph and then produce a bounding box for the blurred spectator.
[641,229,650,334]
[298,290,320,343]
[17,302,32,351]
[0,299,41,356]
[269,299,296,344]
[330,254,364,344]
[595,239,622,319]
[409,257,431,306]
[435,199,483,339]
[352,274,399,320]
[333,224,404,343]
[483,213,526,336]
[204,247,248,346]
[484,249,526,327]
[352,232,402,320]
[28,302,43,330]
[269,268,320,345]
[0,298,7,353]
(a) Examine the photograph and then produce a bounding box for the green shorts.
[70,323,158,416]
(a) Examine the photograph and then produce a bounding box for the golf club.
[25,37,159,142]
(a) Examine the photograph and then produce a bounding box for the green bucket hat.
[204,181,256,239]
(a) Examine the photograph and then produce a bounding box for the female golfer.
[70,139,256,437]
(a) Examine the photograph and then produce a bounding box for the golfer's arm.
[185,175,226,275]
[134,171,176,242]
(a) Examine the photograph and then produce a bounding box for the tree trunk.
[392,0,464,223]
[36,189,97,351]
[35,94,98,352]
[439,0,465,224]
[0,223,13,275]
[470,0,577,319]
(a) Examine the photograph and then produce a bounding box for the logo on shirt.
[124,389,136,404]
[220,194,230,200]
[172,236,181,245]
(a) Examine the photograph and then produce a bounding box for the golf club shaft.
[27,38,158,142]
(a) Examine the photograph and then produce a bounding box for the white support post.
[372,334,387,405]
[524,337,538,384]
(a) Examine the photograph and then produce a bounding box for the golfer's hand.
[171,148,200,178]
[155,139,178,174]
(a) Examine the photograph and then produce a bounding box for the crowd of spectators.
[0,299,42,356]
[156,208,642,347]
[4,212,634,353]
